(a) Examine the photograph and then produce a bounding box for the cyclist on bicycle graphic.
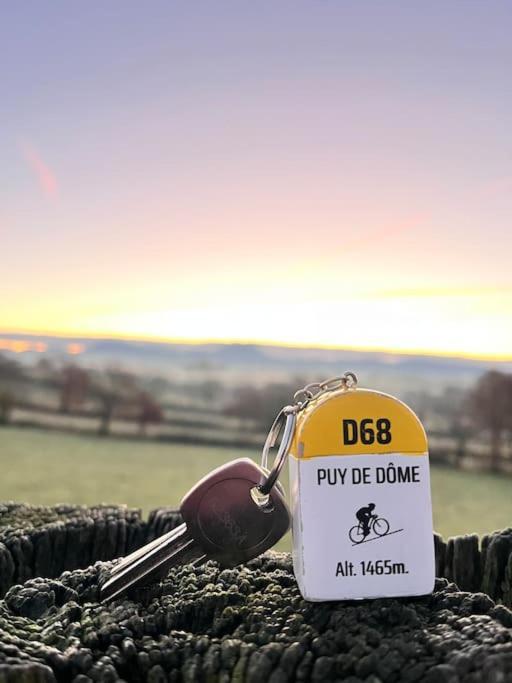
[356,503,376,538]
[349,504,391,544]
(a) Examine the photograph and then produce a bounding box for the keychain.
[101,373,434,604]
[261,372,435,602]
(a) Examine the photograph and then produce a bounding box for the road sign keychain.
[101,372,433,604]
[261,372,435,601]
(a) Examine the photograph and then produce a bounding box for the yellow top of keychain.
[290,388,427,459]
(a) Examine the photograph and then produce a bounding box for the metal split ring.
[259,406,297,496]
[258,371,358,496]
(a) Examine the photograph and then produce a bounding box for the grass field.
[0,427,511,549]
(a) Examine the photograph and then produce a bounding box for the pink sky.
[1,2,511,358]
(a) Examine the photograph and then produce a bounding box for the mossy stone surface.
[0,505,511,681]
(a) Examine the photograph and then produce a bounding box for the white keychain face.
[288,388,435,601]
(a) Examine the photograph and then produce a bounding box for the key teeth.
[98,530,203,603]
[109,523,188,577]
[99,579,122,603]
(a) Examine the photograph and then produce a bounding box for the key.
[100,458,290,602]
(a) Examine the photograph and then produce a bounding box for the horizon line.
[1,327,511,364]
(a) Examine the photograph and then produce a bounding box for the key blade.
[100,526,204,602]
[100,539,203,602]
[110,523,187,576]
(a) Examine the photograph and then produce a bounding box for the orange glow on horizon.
[0,339,48,354]
[2,274,512,362]
[2,317,512,363]
[66,343,85,355]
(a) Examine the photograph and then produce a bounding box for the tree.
[439,386,473,465]
[0,355,23,425]
[59,365,89,414]
[136,391,163,436]
[468,371,512,471]
[224,379,305,430]
[89,369,136,436]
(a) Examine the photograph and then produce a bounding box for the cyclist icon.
[349,504,390,544]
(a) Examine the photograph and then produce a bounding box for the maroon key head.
[180,458,290,567]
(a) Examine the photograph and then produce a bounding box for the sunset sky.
[1,2,511,359]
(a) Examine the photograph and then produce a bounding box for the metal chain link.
[258,371,358,496]
[291,371,358,414]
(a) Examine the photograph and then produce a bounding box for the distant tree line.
[0,357,163,436]
[224,370,512,473]
[2,351,512,472]
[59,364,164,436]
[224,379,306,430]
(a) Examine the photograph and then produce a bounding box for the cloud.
[20,142,59,199]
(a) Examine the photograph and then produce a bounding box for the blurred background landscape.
[1,2,511,545]
[1,332,512,543]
